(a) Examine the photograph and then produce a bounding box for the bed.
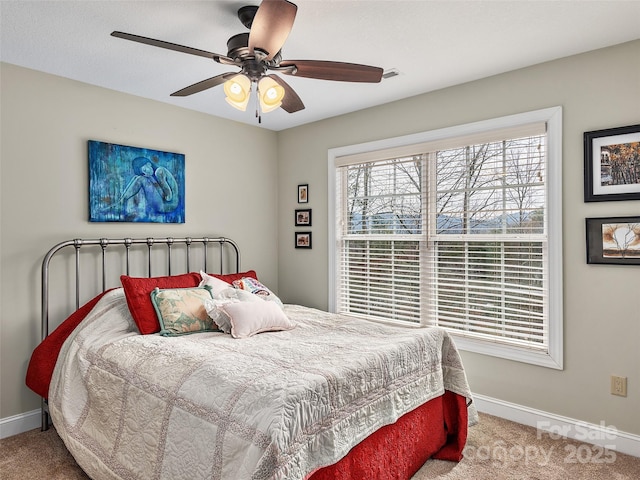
[26,236,477,480]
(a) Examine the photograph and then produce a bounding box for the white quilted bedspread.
[49,288,477,480]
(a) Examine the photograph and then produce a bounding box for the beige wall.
[277,40,640,435]
[0,63,279,419]
[2,40,639,437]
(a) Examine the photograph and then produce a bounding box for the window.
[329,107,563,368]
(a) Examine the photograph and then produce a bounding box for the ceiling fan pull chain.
[255,84,262,123]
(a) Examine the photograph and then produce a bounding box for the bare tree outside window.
[436,137,545,235]
[347,157,422,235]
[339,133,547,345]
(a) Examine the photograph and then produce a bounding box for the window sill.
[450,333,563,369]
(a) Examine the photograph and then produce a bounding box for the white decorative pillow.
[203,287,261,334]
[199,271,232,296]
[221,301,296,339]
[232,277,284,308]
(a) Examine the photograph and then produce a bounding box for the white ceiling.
[2,0,639,131]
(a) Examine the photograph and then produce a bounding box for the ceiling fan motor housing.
[226,33,250,59]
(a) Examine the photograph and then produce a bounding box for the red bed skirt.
[308,390,468,480]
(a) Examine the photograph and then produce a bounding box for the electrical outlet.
[611,375,627,397]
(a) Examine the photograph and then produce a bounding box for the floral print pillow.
[232,277,284,308]
[150,286,219,336]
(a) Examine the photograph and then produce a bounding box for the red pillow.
[121,273,201,334]
[210,270,258,285]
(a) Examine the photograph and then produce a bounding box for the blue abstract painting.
[89,141,185,223]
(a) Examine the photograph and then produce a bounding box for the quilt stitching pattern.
[49,291,477,480]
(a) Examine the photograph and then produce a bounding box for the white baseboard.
[0,409,41,439]
[473,393,640,458]
[3,397,640,458]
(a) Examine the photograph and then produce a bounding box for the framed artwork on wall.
[585,216,640,265]
[295,232,312,249]
[584,124,640,202]
[88,140,185,223]
[295,209,312,226]
[298,184,309,203]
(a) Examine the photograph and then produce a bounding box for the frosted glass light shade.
[258,77,285,113]
[223,74,251,111]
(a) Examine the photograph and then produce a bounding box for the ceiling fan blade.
[268,74,305,113]
[248,0,297,61]
[279,60,383,83]
[111,31,233,63]
[170,73,237,97]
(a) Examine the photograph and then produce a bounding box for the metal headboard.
[40,236,240,430]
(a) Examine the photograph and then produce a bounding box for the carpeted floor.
[413,413,640,479]
[1,413,638,479]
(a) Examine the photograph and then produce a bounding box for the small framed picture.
[298,184,309,203]
[295,232,312,249]
[295,209,312,227]
[586,216,640,265]
[584,124,640,202]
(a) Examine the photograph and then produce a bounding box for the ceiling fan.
[112,0,384,121]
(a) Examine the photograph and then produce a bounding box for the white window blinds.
[335,156,424,322]
[335,121,551,351]
[428,132,548,349]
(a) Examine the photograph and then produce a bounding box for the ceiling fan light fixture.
[258,76,285,113]
[113,0,382,120]
[223,74,251,111]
